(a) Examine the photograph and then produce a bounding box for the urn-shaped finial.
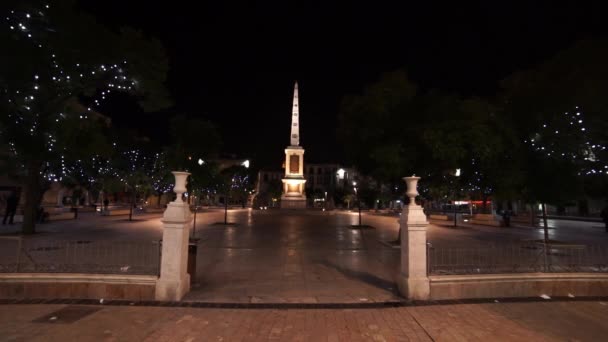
[403,175,421,206]
[171,171,190,203]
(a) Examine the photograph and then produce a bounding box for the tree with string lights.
[0,1,170,233]
[522,106,607,229]
[501,39,608,214]
[148,152,173,207]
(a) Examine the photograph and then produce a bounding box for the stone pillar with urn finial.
[396,175,430,300]
[155,171,193,301]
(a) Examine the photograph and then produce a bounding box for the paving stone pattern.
[2,301,608,341]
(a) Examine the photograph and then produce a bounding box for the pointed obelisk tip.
[290,81,300,146]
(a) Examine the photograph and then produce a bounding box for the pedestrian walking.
[3,191,19,225]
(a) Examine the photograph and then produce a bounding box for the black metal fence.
[0,237,160,276]
[428,243,608,275]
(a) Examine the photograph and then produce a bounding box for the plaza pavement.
[1,209,608,304]
[1,300,608,341]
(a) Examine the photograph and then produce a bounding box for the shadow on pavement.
[321,260,398,295]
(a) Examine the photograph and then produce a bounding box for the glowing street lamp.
[336,168,345,179]
[193,158,204,237]
[453,169,460,227]
[353,181,361,226]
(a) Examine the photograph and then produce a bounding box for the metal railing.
[0,237,160,276]
[427,242,608,275]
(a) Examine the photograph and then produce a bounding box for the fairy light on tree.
[0,1,170,234]
[525,106,607,176]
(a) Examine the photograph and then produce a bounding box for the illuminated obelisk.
[281,82,307,209]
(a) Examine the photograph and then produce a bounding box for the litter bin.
[187,239,198,284]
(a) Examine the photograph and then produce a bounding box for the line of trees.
[0,1,253,234]
[338,39,608,213]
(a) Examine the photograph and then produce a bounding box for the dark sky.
[81,1,608,168]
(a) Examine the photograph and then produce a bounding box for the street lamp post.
[192,158,205,238]
[453,169,461,227]
[353,181,361,226]
[191,194,198,238]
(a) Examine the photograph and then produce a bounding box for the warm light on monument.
[281,82,307,209]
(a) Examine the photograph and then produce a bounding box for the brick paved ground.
[1,300,608,341]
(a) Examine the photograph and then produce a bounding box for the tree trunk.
[541,202,550,271]
[157,192,162,207]
[530,203,536,227]
[542,203,549,240]
[224,193,228,225]
[129,192,134,221]
[358,199,362,226]
[22,160,42,234]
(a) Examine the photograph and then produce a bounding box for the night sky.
[81,1,607,168]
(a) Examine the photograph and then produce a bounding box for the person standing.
[501,209,511,227]
[601,204,608,233]
[3,191,18,225]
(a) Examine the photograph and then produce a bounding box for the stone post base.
[396,274,430,301]
[155,189,192,302]
[155,274,190,301]
[280,197,307,209]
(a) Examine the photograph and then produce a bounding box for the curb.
[1,296,607,309]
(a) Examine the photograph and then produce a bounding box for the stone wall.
[0,273,156,301]
[430,273,608,300]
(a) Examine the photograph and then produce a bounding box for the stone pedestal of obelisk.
[396,176,430,300]
[155,171,193,301]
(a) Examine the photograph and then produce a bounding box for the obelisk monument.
[281,82,307,209]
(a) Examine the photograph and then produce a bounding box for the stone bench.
[429,214,450,221]
[11,215,24,223]
[100,209,131,216]
[47,212,75,221]
[511,215,540,225]
[470,214,503,227]
[7,212,73,223]
[144,207,165,213]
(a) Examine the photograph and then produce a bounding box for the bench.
[100,209,131,216]
[144,207,165,213]
[511,214,540,225]
[429,214,451,221]
[470,213,503,227]
[6,212,73,223]
[47,212,75,221]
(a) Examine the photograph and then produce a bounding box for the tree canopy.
[0,1,171,233]
[338,39,608,207]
